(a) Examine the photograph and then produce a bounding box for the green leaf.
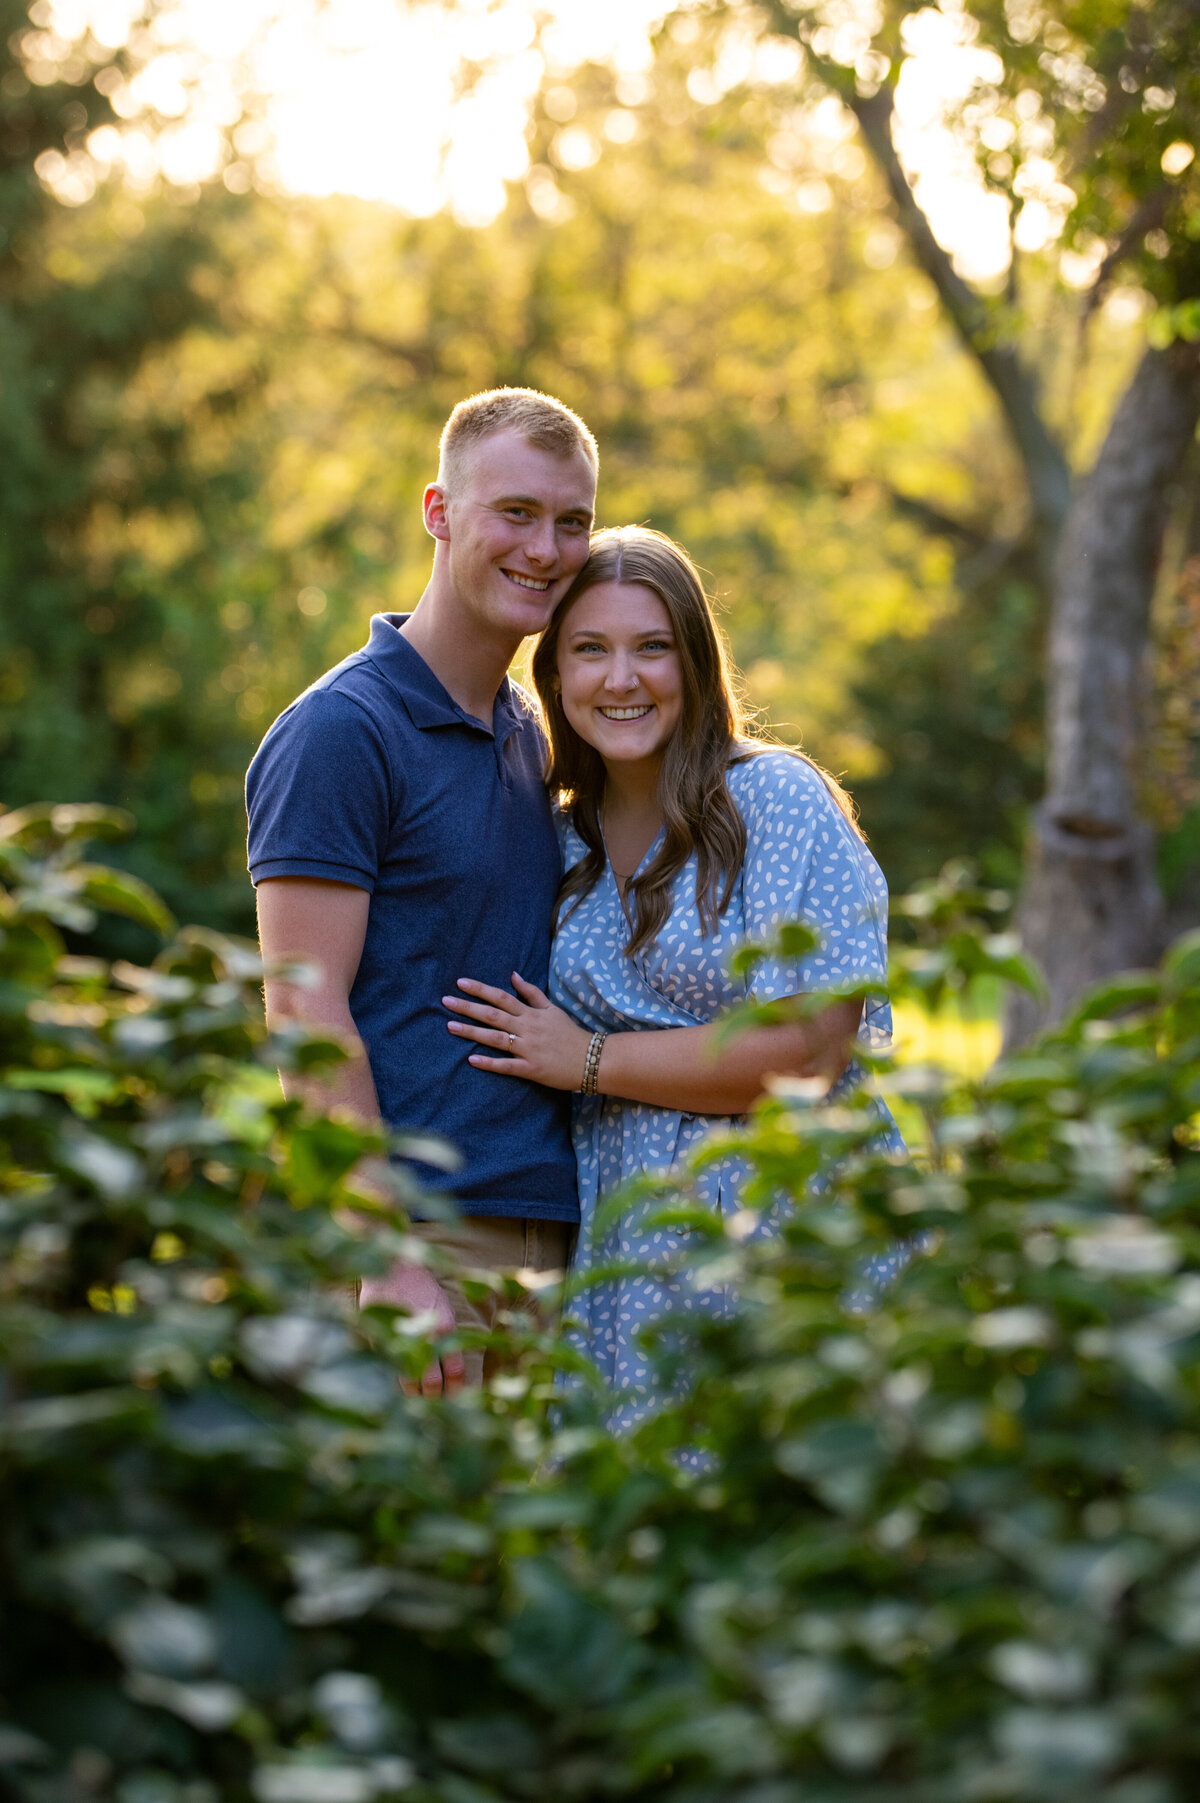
[777,921,820,958]
[0,803,134,850]
[74,866,175,938]
[1066,971,1162,1026]
[1164,930,1200,998]
[284,1117,374,1204]
[5,1068,123,1117]
[503,1559,643,1710]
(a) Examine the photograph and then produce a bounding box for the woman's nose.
[605,656,639,693]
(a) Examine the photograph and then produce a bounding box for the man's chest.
[379,733,559,901]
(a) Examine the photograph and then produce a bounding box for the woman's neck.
[600,757,661,817]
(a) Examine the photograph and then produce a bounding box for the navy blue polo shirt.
[245,612,578,1224]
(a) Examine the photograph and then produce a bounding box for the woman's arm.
[595,998,861,1113]
[444,975,862,1115]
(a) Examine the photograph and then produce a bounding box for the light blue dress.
[548,749,906,1422]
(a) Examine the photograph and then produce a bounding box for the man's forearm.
[265,980,384,1126]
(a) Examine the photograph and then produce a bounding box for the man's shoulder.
[303,648,404,723]
[247,664,402,810]
[261,654,404,749]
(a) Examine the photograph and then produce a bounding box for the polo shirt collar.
[365,613,524,744]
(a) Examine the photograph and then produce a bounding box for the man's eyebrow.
[491,492,594,519]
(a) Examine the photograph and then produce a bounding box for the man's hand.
[359,1258,465,1397]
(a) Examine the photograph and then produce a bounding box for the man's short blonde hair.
[437,387,598,491]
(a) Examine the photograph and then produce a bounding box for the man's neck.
[400,584,518,723]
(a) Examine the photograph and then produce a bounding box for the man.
[247,387,599,1393]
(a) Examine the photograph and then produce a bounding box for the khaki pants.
[404,1214,572,1388]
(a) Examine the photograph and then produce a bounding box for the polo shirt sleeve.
[246,689,398,893]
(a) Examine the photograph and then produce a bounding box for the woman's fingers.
[455,977,520,1011]
[443,995,517,1028]
[511,971,550,1006]
[447,1019,517,1050]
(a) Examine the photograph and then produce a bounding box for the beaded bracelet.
[579,1029,607,1096]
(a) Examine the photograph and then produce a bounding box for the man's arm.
[256,877,378,1119]
[256,877,464,1395]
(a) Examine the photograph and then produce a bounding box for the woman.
[444,526,904,1417]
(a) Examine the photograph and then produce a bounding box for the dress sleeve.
[245,689,398,893]
[735,754,890,1025]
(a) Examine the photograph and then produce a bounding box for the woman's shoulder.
[551,795,584,858]
[726,744,840,813]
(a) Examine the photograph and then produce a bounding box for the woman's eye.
[640,639,671,652]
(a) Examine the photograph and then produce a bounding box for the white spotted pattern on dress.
[550,751,909,1433]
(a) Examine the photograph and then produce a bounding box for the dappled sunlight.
[29,0,1069,281]
[34,0,667,221]
[891,997,1001,1080]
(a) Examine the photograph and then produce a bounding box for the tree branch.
[754,0,1072,570]
[1082,186,1169,326]
[877,483,989,549]
[847,81,1072,563]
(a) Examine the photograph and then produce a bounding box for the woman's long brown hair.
[531,525,862,959]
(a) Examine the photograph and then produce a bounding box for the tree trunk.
[1005,339,1200,1046]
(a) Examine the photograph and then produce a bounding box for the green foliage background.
[8,0,1166,930]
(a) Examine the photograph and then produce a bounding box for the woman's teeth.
[599,706,653,720]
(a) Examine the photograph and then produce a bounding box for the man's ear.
[423,482,451,543]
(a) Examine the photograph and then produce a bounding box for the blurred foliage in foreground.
[3,810,1200,1802]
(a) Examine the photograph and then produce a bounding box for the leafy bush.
[2,809,1200,1802]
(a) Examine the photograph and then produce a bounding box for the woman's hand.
[444,972,593,1091]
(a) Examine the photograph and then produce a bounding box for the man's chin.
[495,585,561,632]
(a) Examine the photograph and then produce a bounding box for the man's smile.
[503,569,551,591]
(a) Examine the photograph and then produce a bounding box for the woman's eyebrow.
[566,626,675,641]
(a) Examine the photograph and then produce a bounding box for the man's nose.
[525,516,558,566]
